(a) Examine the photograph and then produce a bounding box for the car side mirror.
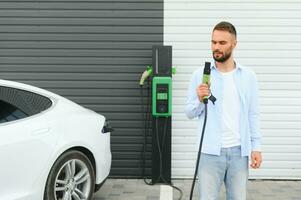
[102,121,114,133]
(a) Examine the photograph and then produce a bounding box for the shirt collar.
[211,60,243,71]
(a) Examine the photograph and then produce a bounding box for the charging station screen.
[157,93,168,100]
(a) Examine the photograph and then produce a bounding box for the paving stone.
[94,179,301,200]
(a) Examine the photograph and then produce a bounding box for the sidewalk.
[94,179,301,200]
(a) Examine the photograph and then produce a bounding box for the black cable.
[161,116,168,155]
[140,85,153,185]
[155,117,165,183]
[189,103,208,200]
[140,86,146,176]
[145,79,154,186]
[155,117,183,200]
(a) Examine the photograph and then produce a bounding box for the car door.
[0,86,56,200]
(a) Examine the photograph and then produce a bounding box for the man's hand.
[250,151,262,169]
[196,84,210,102]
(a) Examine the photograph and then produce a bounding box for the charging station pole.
[151,46,172,184]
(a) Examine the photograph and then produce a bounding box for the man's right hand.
[196,84,210,102]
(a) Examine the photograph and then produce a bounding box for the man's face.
[211,30,237,63]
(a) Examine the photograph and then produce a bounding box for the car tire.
[44,150,95,200]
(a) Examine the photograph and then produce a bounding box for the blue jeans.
[198,146,248,200]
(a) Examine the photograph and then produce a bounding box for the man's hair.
[213,21,237,38]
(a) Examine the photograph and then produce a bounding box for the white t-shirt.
[220,69,241,148]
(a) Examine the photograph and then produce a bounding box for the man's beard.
[213,50,232,63]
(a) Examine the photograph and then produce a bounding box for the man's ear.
[232,39,237,48]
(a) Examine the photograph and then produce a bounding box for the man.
[185,21,262,200]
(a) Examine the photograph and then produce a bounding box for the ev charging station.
[140,46,185,200]
[140,45,174,184]
[151,46,173,184]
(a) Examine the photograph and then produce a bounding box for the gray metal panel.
[0,0,162,177]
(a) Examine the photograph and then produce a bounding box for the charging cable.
[154,117,183,199]
[189,102,208,200]
[140,82,153,185]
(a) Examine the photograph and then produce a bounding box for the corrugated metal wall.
[0,0,163,177]
[165,0,301,179]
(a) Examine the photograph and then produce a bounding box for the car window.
[0,86,52,124]
[0,100,28,123]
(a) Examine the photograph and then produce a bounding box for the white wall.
[165,0,301,179]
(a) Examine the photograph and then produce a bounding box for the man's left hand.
[250,151,262,169]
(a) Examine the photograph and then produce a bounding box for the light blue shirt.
[185,61,262,156]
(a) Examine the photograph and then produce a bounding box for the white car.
[0,79,112,200]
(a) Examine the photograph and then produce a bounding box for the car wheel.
[44,150,95,200]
